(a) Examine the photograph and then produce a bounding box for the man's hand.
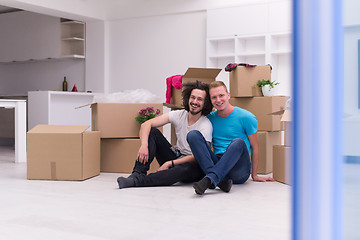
[157,161,173,171]
[252,174,275,182]
[137,144,149,164]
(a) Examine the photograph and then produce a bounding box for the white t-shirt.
[168,109,213,156]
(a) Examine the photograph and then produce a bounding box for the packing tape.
[50,162,56,180]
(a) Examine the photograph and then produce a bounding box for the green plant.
[256,79,280,89]
[135,106,161,124]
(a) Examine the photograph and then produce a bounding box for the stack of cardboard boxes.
[91,102,163,174]
[27,103,164,181]
[272,109,292,185]
[228,65,288,175]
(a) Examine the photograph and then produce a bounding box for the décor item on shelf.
[72,84,78,92]
[135,107,161,124]
[62,76,68,91]
[257,79,279,96]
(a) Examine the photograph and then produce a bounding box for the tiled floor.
[0,146,291,240]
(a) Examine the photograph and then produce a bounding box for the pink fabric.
[165,75,183,104]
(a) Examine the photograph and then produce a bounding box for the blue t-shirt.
[207,107,258,156]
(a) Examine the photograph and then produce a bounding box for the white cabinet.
[0,11,60,62]
[28,91,94,130]
[0,12,86,62]
[61,20,85,58]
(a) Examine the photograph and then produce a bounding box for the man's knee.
[149,127,161,136]
[229,138,247,151]
[186,130,202,144]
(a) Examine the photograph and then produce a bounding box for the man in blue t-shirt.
[187,81,274,195]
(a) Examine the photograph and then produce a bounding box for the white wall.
[0,60,85,95]
[108,11,207,99]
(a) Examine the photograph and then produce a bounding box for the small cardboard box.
[270,108,292,146]
[229,96,287,131]
[257,131,281,174]
[229,65,271,97]
[273,145,291,185]
[170,67,221,107]
[282,110,292,146]
[91,103,163,138]
[101,138,159,174]
[27,125,100,180]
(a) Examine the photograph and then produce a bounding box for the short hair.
[182,80,213,116]
[209,81,228,92]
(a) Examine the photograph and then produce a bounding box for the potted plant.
[257,79,280,96]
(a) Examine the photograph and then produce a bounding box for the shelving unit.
[206,32,291,95]
[60,20,85,58]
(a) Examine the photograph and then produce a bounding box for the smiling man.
[187,81,274,195]
[117,80,213,189]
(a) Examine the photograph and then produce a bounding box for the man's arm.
[137,113,170,164]
[157,154,196,171]
[248,132,274,182]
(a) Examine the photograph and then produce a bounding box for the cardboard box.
[101,138,159,173]
[282,110,292,146]
[91,103,163,138]
[27,125,100,180]
[229,65,271,97]
[257,131,281,174]
[273,145,291,185]
[170,67,221,107]
[229,96,287,131]
[270,108,292,146]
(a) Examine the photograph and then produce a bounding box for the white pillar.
[292,0,343,239]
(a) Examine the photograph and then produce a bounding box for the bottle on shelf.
[62,76,68,91]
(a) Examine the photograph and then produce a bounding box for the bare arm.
[157,154,196,171]
[248,132,274,182]
[137,113,170,163]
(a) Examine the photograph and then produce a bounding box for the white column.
[292,0,343,240]
[14,101,27,163]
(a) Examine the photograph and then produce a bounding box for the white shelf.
[61,19,85,58]
[206,33,292,96]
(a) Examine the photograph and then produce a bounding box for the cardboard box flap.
[281,109,292,122]
[183,68,221,80]
[28,125,89,134]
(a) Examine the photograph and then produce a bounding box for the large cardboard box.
[229,96,287,131]
[27,125,100,180]
[170,67,221,107]
[257,131,281,174]
[101,138,159,173]
[273,145,292,185]
[229,65,271,97]
[91,103,163,138]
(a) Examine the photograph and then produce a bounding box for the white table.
[0,99,27,163]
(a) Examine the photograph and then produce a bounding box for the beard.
[189,103,202,115]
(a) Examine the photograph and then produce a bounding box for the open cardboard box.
[91,103,163,138]
[170,67,221,107]
[27,125,100,181]
[270,108,292,145]
[230,96,288,131]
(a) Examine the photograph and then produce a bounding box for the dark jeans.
[187,130,251,186]
[131,128,204,187]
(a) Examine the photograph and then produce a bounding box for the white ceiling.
[0,0,271,21]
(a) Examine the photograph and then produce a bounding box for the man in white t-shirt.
[117,80,213,189]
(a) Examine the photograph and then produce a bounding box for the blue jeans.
[187,130,251,186]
